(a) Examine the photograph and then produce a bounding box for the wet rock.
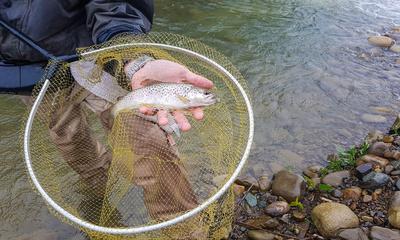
[390,44,400,53]
[245,193,258,207]
[338,228,369,240]
[343,187,362,201]
[367,36,395,47]
[391,161,400,170]
[292,210,306,222]
[388,191,400,229]
[393,26,400,33]
[366,130,384,144]
[385,165,394,174]
[258,175,271,192]
[271,170,306,202]
[355,163,373,179]
[370,226,400,240]
[303,169,319,178]
[383,135,395,143]
[322,170,350,187]
[244,215,271,229]
[332,189,343,198]
[391,114,400,133]
[247,230,276,240]
[269,162,285,174]
[233,184,246,197]
[361,114,387,123]
[236,175,259,190]
[396,180,400,190]
[311,202,359,238]
[357,154,389,168]
[360,172,390,189]
[264,218,279,229]
[362,195,372,203]
[368,142,390,157]
[370,47,384,57]
[15,229,57,240]
[265,201,289,217]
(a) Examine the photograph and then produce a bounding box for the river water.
[0,0,399,238]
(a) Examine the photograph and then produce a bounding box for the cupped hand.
[127,59,213,131]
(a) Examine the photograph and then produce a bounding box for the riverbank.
[230,115,400,240]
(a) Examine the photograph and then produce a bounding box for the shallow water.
[1,0,400,238]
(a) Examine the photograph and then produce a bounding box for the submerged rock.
[366,130,384,143]
[338,228,369,240]
[361,114,387,123]
[368,142,390,157]
[390,44,400,53]
[15,229,57,240]
[367,36,395,48]
[389,191,400,229]
[311,202,359,238]
[370,226,400,240]
[322,170,350,187]
[271,170,306,202]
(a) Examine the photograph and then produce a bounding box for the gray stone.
[331,189,343,198]
[389,191,400,229]
[361,172,390,189]
[265,201,289,217]
[361,114,387,123]
[271,170,306,202]
[311,202,359,238]
[390,44,400,53]
[368,142,390,157]
[245,193,258,207]
[258,175,271,192]
[264,218,279,229]
[391,170,400,176]
[362,195,372,203]
[322,170,351,187]
[338,228,369,240]
[247,230,276,240]
[396,180,400,191]
[385,165,394,174]
[370,226,400,240]
[392,161,400,170]
[355,163,373,179]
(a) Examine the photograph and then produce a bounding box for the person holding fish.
[0,0,213,235]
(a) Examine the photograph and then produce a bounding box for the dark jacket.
[0,0,153,64]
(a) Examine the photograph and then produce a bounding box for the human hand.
[126,59,214,131]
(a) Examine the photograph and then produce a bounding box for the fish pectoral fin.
[176,94,190,104]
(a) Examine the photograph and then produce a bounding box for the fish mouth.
[203,94,218,105]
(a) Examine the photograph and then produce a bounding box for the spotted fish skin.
[111,83,217,117]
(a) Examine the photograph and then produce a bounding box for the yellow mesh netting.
[24,33,251,240]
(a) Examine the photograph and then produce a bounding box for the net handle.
[24,43,254,235]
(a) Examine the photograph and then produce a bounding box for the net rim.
[24,43,254,235]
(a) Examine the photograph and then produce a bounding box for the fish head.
[185,86,218,107]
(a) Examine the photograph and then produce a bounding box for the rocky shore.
[229,114,400,240]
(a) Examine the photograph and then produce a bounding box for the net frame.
[23,43,254,235]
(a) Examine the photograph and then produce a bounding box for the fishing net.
[23,33,253,239]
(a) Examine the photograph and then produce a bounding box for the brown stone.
[244,215,272,229]
[368,36,395,47]
[247,230,276,240]
[343,187,362,201]
[322,170,351,187]
[265,201,290,217]
[235,175,259,190]
[292,210,306,222]
[389,191,400,229]
[233,184,245,197]
[271,170,306,202]
[258,175,271,192]
[368,142,391,157]
[362,195,373,203]
[311,202,359,237]
[383,136,395,143]
[357,154,389,168]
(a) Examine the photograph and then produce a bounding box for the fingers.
[190,107,204,120]
[173,111,191,131]
[185,72,214,89]
[139,106,155,115]
[157,110,169,126]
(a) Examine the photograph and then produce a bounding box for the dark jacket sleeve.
[85,0,154,44]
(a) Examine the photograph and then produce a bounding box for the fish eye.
[204,92,211,95]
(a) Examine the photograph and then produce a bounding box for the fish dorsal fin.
[176,94,190,104]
